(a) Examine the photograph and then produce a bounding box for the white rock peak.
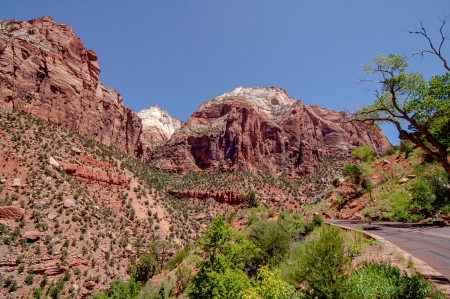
[136,104,182,138]
[216,86,296,113]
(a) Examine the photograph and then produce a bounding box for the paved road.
[326,220,450,280]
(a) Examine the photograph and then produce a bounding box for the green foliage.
[88,277,141,299]
[188,215,257,299]
[357,52,450,175]
[383,146,398,157]
[342,164,363,186]
[247,221,291,276]
[132,252,157,283]
[239,191,258,208]
[295,225,350,299]
[348,261,430,299]
[412,171,450,209]
[351,145,377,162]
[241,266,297,299]
[163,245,191,271]
[399,140,414,158]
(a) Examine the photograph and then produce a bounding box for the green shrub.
[351,145,377,162]
[412,171,450,209]
[163,245,191,271]
[247,221,291,276]
[343,164,363,186]
[295,225,350,298]
[383,146,398,157]
[312,215,323,227]
[399,140,414,158]
[348,261,430,299]
[239,191,258,208]
[25,273,34,285]
[132,252,157,283]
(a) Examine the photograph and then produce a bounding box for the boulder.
[63,198,75,208]
[23,231,40,241]
[48,156,61,170]
[48,213,57,220]
[125,244,134,253]
[11,178,21,187]
[71,147,82,154]
[195,213,207,221]
[84,281,96,290]
[398,177,409,184]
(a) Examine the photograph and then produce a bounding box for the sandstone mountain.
[149,86,391,177]
[136,104,182,147]
[0,16,391,179]
[0,16,142,157]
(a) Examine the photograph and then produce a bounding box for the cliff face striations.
[0,17,392,177]
[149,86,391,177]
[0,16,142,156]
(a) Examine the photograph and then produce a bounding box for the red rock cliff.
[148,87,391,177]
[0,16,142,156]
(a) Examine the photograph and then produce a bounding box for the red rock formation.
[149,87,392,177]
[0,205,24,220]
[169,190,243,205]
[60,162,128,186]
[0,17,142,156]
[0,16,391,178]
[32,260,68,276]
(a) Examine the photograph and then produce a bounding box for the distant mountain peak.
[136,105,182,144]
[216,86,296,114]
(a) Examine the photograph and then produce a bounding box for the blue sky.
[2,1,449,145]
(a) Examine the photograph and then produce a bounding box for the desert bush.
[351,144,377,162]
[332,177,341,187]
[348,261,430,299]
[383,146,398,157]
[163,244,191,271]
[239,191,258,208]
[294,225,350,298]
[246,221,291,276]
[343,164,363,186]
[399,140,414,158]
[412,171,450,209]
[241,266,296,299]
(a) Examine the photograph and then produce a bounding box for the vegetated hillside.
[0,109,367,298]
[90,209,442,299]
[305,143,450,224]
[0,109,204,298]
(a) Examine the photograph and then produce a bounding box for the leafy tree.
[132,252,157,283]
[351,145,377,162]
[354,18,450,176]
[247,221,291,276]
[188,215,257,299]
[295,225,350,299]
[342,164,363,186]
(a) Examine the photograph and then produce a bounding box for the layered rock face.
[0,17,142,156]
[136,104,182,146]
[150,87,391,177]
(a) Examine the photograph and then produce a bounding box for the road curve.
[326,220,450,280]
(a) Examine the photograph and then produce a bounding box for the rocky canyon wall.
[0,16,142,156]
